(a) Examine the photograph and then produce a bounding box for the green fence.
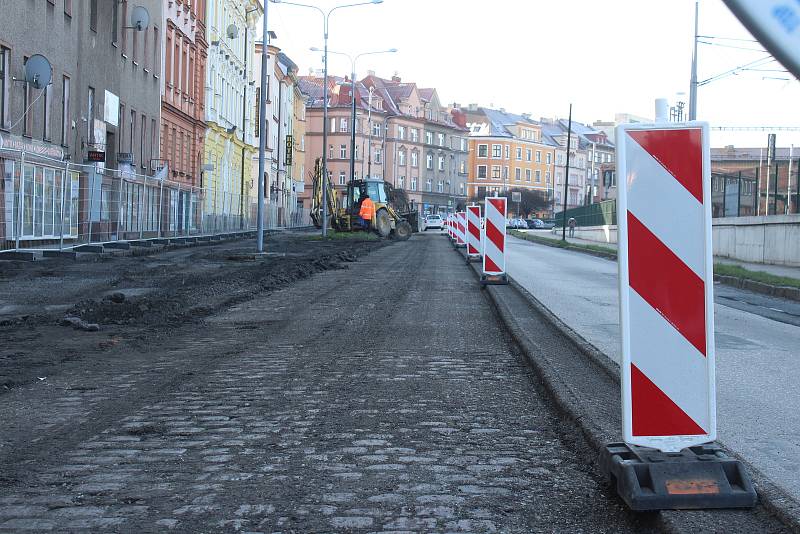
[554,200,617,228]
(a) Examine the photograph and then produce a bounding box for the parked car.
[526,218,555,229]
[424,214,444,231]
[507,218,527,229]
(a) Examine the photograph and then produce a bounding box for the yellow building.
[462,107,556,215]
[203,0,261,230]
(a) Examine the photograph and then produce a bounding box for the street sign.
[616,122,715,452]
[723,0,800,80]
[87,150,105,162]
[511,191,521,203]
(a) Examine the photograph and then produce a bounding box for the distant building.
[459,106,556,217]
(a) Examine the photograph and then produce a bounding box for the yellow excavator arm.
[310,158,337,229]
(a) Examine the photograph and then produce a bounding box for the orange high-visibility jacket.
[359,198,375,220]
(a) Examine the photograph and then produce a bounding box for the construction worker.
[359,194,375,231]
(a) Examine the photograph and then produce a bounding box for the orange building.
[461,106,556,215]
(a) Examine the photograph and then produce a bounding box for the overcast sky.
[264,0,800,149]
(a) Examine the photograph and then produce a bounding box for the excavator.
[310,158,417,240]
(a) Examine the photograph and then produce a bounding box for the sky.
[263,0,800,149]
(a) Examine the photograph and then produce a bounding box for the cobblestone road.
[0,234,648,533]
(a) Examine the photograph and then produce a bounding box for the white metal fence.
[0,148,311,252]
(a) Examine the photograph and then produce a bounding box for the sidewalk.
[518,229,800,282]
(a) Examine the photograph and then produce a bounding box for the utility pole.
[689,0,699,120]
[367,86,374,179]
[349,72,357,184]
[561,104,573,241]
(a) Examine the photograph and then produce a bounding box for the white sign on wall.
[104,90,119,127]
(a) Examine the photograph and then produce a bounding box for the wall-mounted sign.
[87,150,106,162]
[0,133,64,160]
[117,152,134,164]
[285,135,293,166]
[104,90,120,127]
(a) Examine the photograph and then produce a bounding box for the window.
[340,144,347,159]
[426,154,433,169]
[140,115,147,168]
[505,145,510,159]
[437,180,443,192]
[372,122,381,137]
[410,176,417,190]
[536,151,541,163]
[90,0,98,32]
[0,47,7,128]
[398,176,405,189]
[437,156,445,171]
[516,147,522,160]
[14,165,79,238]
[460,138,467,151]
[397,125,405,139]
[526,169,532,182]
[410,128,418,142]
[118,103,125,151]
[526,149,532,162]
[398,150,405,166]
[491,165,501,179]
[477,165,487,179]
[492,144,502,158]
[153,26,160,75]
[64,0,72,16]
[151,118,157,162]
[339,171,346,185]
[375,148,382,164]
[87,86,95,143]
[129,109,136,157]
[426,178,432,192]
[425,131,433,145]
[60,76,70,146]
[354,145,359,160]
[330,117,336,132]
[438,133,445,146]
[535,169,541,182]
[546,152,552,165]
[459,160,466,174]
[503,166,509,179]
[340,118,348,132]
[111,1,119,44]
[546,171,551,183]
[478,144,488,158]
[411,151,418,167]
[23,58,33,136]
[329,145,334,159]
[43,84,52,140]
[515,168,521,181]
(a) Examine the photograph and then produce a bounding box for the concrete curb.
[455,245,800,532]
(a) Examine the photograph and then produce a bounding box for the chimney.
[468,103,478,111]
[367,69,376,76]
[392,74,401,82]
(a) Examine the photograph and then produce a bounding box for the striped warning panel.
[467,205,481,257]
[482,197,506,276]
[617,123,716,452]
[456,212,466,246]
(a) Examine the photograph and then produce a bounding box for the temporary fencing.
[0,147,310,253]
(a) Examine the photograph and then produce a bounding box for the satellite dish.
[130,6,150,31]
[24,54,52,90]
[226,24,239,39]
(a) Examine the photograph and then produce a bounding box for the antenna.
[125,6,150,31]
[24,54,52,90]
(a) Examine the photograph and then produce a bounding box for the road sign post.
[600,121,755,510]
[481,197,508,285]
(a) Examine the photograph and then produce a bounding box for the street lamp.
[310,47,397,188]
[270,0,384,237]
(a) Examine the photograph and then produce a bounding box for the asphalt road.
[506,235,800,506]
[0,234,648,532]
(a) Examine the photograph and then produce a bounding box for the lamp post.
[270,0,384,237]
[312,47,397,187]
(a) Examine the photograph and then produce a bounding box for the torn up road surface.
[0,233,655,532]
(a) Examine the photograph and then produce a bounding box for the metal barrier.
[0,147,311,253]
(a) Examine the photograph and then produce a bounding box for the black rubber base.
[599,442,757,511]
[480,274,509,285]
[466,255,481,264]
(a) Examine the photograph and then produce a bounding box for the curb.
[456,245,800,532]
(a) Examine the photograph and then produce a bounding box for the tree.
[508,188,549,218]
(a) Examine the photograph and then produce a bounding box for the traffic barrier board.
[455,212,467,248]
[466,205,481,262]
[481,197,508,285]
[617,122,715,452]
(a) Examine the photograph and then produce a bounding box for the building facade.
[541,118,588,214]
[462,106,556,216]
[162,0,208,233]
[204,0,261,231]
[0,0,163,248]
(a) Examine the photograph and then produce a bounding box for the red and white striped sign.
[456,212,466,247]
[482,197,507,276]
[617,122,715,452]
[447,214,454,240]
[466,205,481,258]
